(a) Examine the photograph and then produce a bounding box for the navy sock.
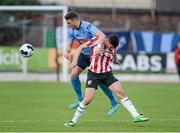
[71,77,83,101]
[99,83,118,106]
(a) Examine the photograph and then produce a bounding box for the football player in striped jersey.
[64,34,149,127]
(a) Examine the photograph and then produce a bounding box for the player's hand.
[94,45,101,56]
[114,60,121,65]
[64,51,70,60]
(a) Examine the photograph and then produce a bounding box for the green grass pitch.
[0,81,180,132]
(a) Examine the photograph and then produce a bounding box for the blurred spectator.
[174,42,180,81]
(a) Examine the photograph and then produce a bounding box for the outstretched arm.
[93,31,106,56]
[95,31,106,46]
[113,52,121,65]
[64,42,72,60]
[64,29,74,60]
[70,37,98,68]
[70,43,88,68]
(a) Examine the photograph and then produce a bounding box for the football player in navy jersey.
[64,11,119,116]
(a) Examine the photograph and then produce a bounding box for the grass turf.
[0,81,180,132]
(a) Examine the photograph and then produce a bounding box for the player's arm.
[95,30,106,47]
[70,37,98,68]
[114,51,118,61]
[94,31,106,55]
[64,42,73,60]
[85,22,106,55]
[64,30,74,60]
[86,22,106,45]
[113,51,121,65]
[70,43,88,68]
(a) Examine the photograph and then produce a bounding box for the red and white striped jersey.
[86,38,115,73]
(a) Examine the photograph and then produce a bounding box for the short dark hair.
[109,34,119,48]
[64,11,79,20]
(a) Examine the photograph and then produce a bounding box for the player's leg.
[65,70,99,127]
[69,66,84,108]
[69,53,88,109]
[80,53,119,114]
[109,81,149,122]
[99,83,119,116]
[178,69,180,82]
[64,87,96,127]
[177,63,180,82]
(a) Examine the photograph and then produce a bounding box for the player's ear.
[73,18,78,22]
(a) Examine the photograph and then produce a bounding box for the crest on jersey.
[82,30,86,34]
[87,80,92,85]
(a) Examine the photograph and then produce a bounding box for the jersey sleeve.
[84,21,99,36]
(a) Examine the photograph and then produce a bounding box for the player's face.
[107,39,114,49]
[66,19,77,28]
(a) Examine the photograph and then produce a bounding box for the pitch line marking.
[0,118,180,123]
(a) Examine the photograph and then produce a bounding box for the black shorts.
[86,70,119,90]
[77,53,90,70]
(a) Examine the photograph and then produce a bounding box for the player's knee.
[70,67,82,78]
[116,91,126,99]
[70,71,79,78]
[83,97,92,105]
